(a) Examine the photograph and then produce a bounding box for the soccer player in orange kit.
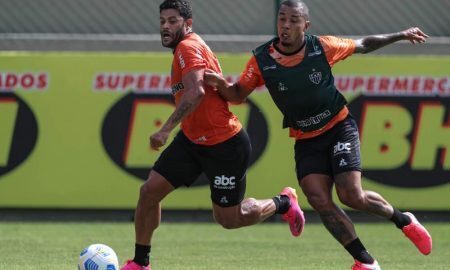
[121,1,305,269]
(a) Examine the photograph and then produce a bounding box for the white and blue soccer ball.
[78,243,120,270]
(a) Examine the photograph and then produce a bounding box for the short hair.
[280,0,309,20]
[159,0,193,20]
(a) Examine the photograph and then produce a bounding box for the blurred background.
[0,0,449,221]
[0,0,449,53]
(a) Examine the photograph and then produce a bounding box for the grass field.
[0,222,448,270]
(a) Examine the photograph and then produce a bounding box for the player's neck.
[274,37,306,56]
[171,32,195,52]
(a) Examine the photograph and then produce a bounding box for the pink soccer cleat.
[402,212,432,255]
[351,260,381,270]
[121,260,151,270]
[280,187,305,237]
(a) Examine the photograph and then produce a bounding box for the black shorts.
[152,129,250,207]
[294,115,362,180]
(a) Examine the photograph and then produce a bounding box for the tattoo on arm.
[356,32,404,54]
[168,101,193,127]
[173,101,193,123]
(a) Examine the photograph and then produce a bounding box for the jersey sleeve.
[237,55,265,92]
[319,36,356,67]
[175,41,207,76]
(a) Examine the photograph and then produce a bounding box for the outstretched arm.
[150,68,205,150]
[354,27,429,54]
[204,70,251,103]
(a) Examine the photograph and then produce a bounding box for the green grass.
[0,222,448,269]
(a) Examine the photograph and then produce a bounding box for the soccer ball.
[78,243,120,270]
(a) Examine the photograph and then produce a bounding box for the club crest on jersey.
[278,82,288,91]
[309,69,322,85]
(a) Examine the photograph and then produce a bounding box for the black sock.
[390,208,411,229]
[273,195,291,214]
[344,238,374,264]
[133,244,151,266]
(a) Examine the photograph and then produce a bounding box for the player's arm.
[354,27,428,54]
[150,68,205,150]
[204,71,250,103]
[204,56,261,103]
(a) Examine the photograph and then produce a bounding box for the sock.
[344,238,375,264]
[133,244,151,266]
[390,208,411,229]
[273,195,291,214]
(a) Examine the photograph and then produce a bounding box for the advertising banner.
[0,53,448,209]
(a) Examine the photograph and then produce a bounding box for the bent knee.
[339,192,365,209]
[219,220,238,230]
[139,183,160,205]
[139,182,151,197]
[214,199,261,229]
[307,195,334,212]
[214,214,239,229]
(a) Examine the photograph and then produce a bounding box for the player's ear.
[185,18,193,32]
[304,20,310,31]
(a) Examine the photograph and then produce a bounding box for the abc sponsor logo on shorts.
[334,141,351,155]
[213,175,236,190]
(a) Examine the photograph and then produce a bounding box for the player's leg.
[211,197,276,228]
[295,121,378,268]
[332,115,432,255]
[211,187,304,236]
[300,174,357,244]
[122,132,202,270]
[335,171,393,217]
[301,173,378,268]
[330,116,395,218]
[128,170,174,269]
[134,171,174,246]
[204,129,304,235]
[335,171,432,255]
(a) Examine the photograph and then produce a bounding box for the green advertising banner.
[0,53,449,210]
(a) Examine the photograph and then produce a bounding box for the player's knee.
[215,215,239,229]
[307,195,333,212]
[339,192,365,209]
[219,221,238,230]
[214,199,261,229]
[139,183,159,205]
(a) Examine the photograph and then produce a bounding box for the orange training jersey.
[171,33,241,145]
[238,36,355,140]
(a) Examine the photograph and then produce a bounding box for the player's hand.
[402,27,429,44]
[150,130,170,151]
[204,69,224,89]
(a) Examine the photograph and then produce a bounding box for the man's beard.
[162,28,185,49]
